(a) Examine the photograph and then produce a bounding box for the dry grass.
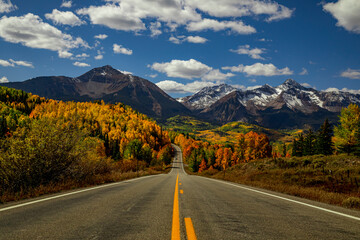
[0,167,169,204]
[198,154,360,210]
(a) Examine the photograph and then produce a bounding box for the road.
[0,144,359,239]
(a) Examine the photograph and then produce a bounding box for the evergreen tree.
[316,119,334,155]
[304,129,316,156]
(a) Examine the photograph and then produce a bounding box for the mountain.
[1,65,189,119]
[177,84,237,110]
[185,79,360,129]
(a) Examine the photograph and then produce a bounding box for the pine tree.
[316,119,334,155]
[304,129,316,156]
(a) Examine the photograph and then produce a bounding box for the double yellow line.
[171,174,197,240]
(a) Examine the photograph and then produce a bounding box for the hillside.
[2,65,190,119]
[0,86,172,202]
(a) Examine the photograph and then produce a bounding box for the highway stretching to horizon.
[0,144,359,239]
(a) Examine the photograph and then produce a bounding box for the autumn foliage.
[0,87,172,200]
[175,131,272,172]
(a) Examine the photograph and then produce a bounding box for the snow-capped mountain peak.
[177,84,237,110]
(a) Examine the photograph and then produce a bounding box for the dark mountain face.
[2,65,189,119]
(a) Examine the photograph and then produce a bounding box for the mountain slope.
[2,65,189,119]
[189,79,360,129]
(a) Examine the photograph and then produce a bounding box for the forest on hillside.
[0,86,172,202]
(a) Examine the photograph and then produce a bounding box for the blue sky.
[0,0,359,98]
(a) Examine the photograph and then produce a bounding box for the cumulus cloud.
[0,0,17,13]
[151,59,233,81]
[223,63,293,76]
[230,45,265,59]
[151,59,211,79]
[185,36,207,43]
[156,80,217,93]
[299,68,308,75]
[61,1,72,8]
[0,59,13,67]
[77,0,292,35]
[76,53,89,59]
[58,50,73,59]
[113,44,133,55]
[186,0,293,22]
[0,14,88,58]
[341,68,360,79]
[202,69,235,81]
[0,76,9,83]
[94,34,108,40]
[187,18,256,34]
[95,54,103,60]
[150,21,162,37]
[323,0,360,33]
[9,59,34,68]
[45,9,85,27]
[0,58,33,68]
[73,62,90,67]
[169,35,207,44]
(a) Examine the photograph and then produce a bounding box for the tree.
[303,129,316,156]
[316,119,333,155]
[334,104,360,154]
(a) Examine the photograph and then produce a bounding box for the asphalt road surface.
[0,144,359,239]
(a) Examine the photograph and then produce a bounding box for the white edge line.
[203,177,360,221]
[0,175,157,213]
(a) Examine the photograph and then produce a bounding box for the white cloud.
[94,54,103,60]
[73,62,90,67]
[187,18,256,34]
[76,53,89,59]
[151,59,212,80]
[151,59,233,81]
[341,68,360,79]
[223,63,293,76]
[0,58,33,68]
[169,36,181,44]
[0,14,88,56]
[230,45,265,59]
[0,59,13,67]
[323,0,360,33]
[58,50,73,59]
[61,1,72,8]
[9,59,33,68]
[186,0,293,22]
[113,44,133,55]
[0,0,17,13]
[45,9,85,26]
[202,69,234,81]
[149,74,158,78]
[299,68,308,75]
[169,35,207,44]
[150,21,162,37]
[185,36,207,43]
[94,34,108,40]
[156,80,216,93]
[0,76,9,83]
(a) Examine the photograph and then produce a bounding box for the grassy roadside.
[191,154,360,210]
[0,166,171,204]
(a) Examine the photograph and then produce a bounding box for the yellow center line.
[171,174,180,240]
[185,218,197,240]
[180,190,183,194]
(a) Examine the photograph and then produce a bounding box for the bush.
[342,197,360,209]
